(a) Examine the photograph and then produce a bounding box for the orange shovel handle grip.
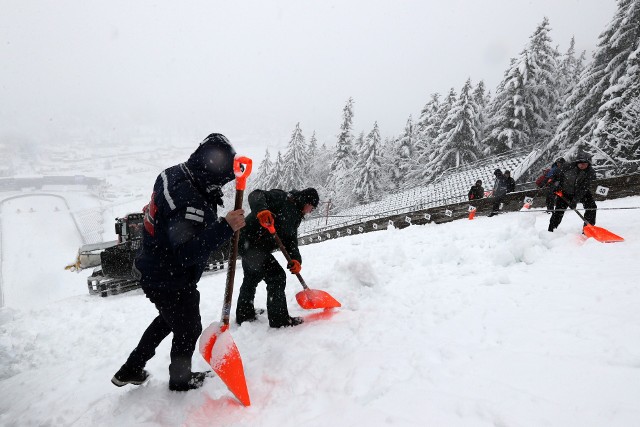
[234,156,253,191]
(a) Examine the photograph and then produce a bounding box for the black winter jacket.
[505,177,516,193]
[239,189,303,263]
[468,185,484,200]
[492,173,509,198]
[552,163,597,200]
[134,163,233,290]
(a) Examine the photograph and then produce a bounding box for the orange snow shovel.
[555,191,624,243]
[263,223,341,310]
[199,156,252,406]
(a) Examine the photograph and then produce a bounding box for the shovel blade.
[199,323,251,406]
[583,224,624,243]
[296,288,342,310]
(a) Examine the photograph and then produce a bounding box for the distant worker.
[537,157,566,213]
[504,170,516,193]
[236,187,319,328]
[548,150,597,233]
[488,169,508,217]
[468,180,484,201]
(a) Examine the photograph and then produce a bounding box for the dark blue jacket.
[134,163,233,290]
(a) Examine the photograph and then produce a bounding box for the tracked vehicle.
[69,213,229,297]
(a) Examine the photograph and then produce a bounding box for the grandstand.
[72,208,105,245]
[299,151,530,236]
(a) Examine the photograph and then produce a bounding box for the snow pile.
[1,196,639,426]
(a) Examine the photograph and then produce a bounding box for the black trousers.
[237,248,291,326]
[545,188,557,211]
[549,191,597,230]
[490,191,507,214]
[125,287,202,386]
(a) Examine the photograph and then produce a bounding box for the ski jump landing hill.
[298,151,640,247]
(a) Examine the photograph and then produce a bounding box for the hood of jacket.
[185,133,237,194]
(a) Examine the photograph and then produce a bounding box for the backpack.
[535,169,550,188]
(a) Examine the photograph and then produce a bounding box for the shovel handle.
[555,191,591,225]
[271,232,310,290]
[221,156,253,325]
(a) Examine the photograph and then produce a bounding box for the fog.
[1,0,615,161]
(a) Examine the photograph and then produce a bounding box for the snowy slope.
[1,197,639,426]
[0,195,83,309]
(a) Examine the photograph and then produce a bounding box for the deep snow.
[1,194,639,426]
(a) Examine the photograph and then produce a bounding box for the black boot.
[236,308,265,325]
[169,371,211,391]
[111,364,150,387]
[269,316,304,328]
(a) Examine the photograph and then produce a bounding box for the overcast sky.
[1,0,616,161]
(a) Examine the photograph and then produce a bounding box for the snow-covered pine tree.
[307,131,318,168]
[415,93,441,163]
[483,18,559,155]
[378,136,399,191]
[253,148,273,189]
[473,80,488,110]
[308,138,333,192]
[428,78,482,178]
[602,95,640,173]
[483,57,527,154]
[282,122,307,190]
[354,131,366,163]
[438,88,458,128]
[393,116,416,188]
[353,122,383,203]
[592,1,640,170]
[267,151,286,189]
[557,37,585,100]
[326,97,356,210]
[473,80,489,143]
[548,0,640,167]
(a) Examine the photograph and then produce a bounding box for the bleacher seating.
[299,152,529,236]
[73,208,104,244]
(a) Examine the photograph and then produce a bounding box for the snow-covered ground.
[1,194,639,426]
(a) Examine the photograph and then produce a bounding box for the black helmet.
[555,157,566,165]
[186,133,236,192]
[291,188,319,210]
[494,169,502,176]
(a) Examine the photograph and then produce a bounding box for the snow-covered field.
[1,193,639,426]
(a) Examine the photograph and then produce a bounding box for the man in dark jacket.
[543,158,566,212]
[488,169,508,217]
[468,180,484,201]
[236,187,319,328]
[504,171,516,193]
[548,150,597,232]
[111,133,246,391]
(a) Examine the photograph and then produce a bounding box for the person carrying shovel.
[111,133,246,391]
[236,187,319,328]
[548,149,597,233]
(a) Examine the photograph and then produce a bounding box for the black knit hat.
[574,150,592,164]
[494,169,502,175]
[292,188,319,209]
[556,157,566,164]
